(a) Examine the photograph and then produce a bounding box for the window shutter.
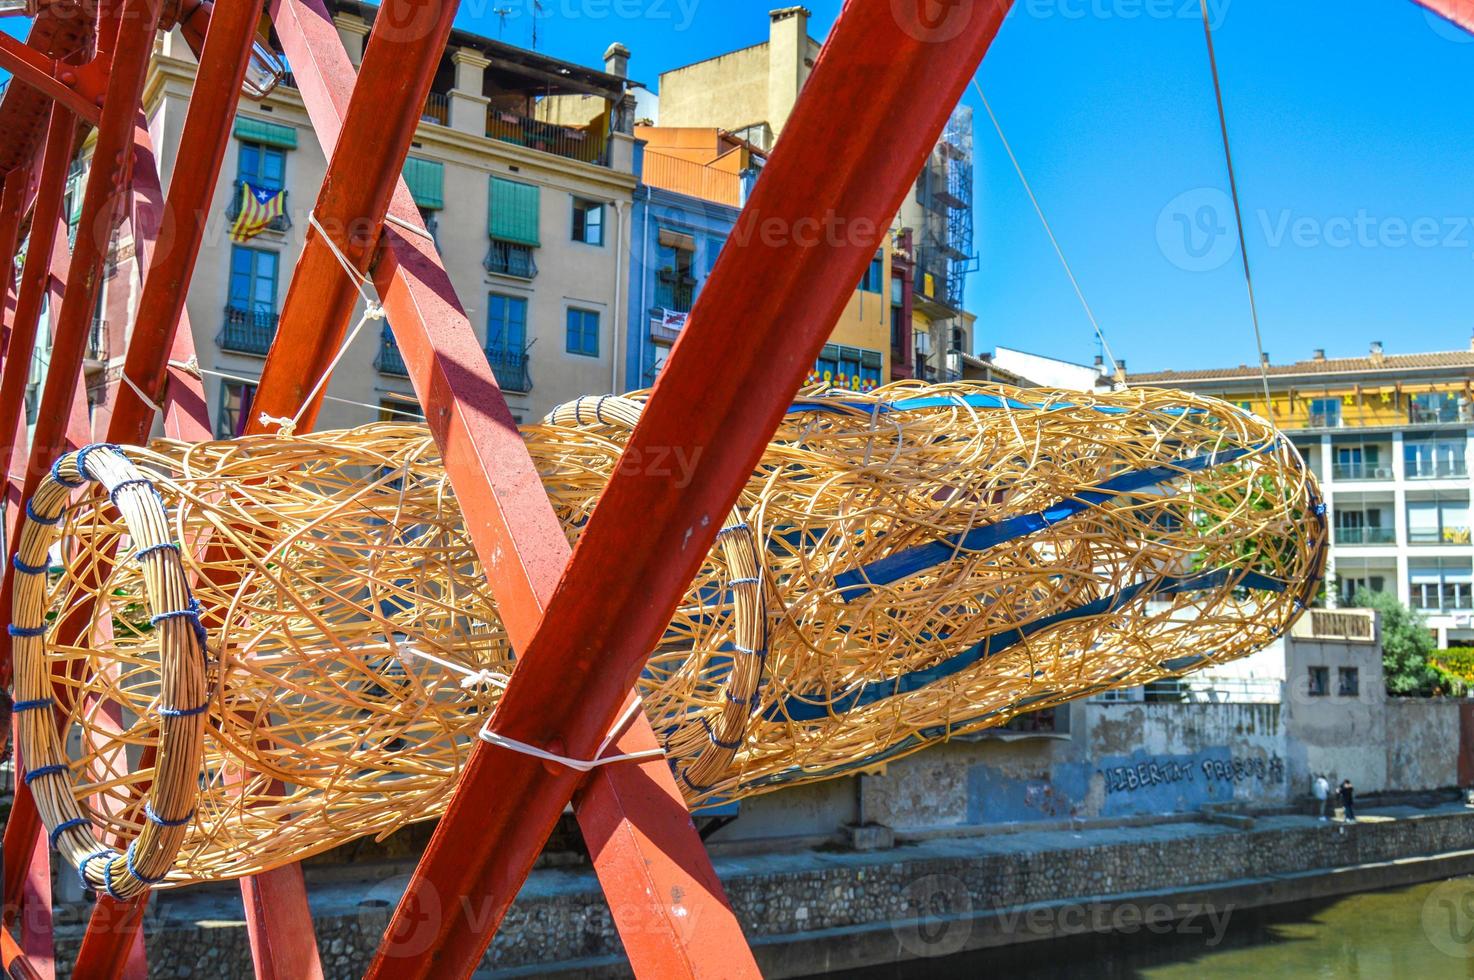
[403,157,445,210]
[658,228,696,251]
[488,177,541,246]
[234,117,299,149]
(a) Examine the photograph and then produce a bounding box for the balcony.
[1331,461,1393,481]
[218,306,278,355]
[486,109,610,167]
[423,92,450,127]
[1409,528,1473,546]
[1334,526,1396,545]
[484,242,538,280]
[1406,459,1468,480]
[376,326,408,377]
[485,346,531,393]
[224,180,291,234]
[1410,402,1471,426]
[84,319,108,370]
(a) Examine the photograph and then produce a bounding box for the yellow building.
[1131,342,1474,647]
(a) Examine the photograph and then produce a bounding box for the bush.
[1346,589,1460,696]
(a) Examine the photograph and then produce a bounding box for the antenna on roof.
[493,7,512,38]
[531,0,545,50]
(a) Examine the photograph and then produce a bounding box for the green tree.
[1348,588,1447,696]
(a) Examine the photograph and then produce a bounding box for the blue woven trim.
[24,499,59,527]
[730,644,763,657]
[12,697,53,713]
[678,768,713,792]
[728,577,761,587]
[725,690,760,708]
[159,702,208,719]
[23,763,68,785]
[78,848,114,893]
[75,443,121,481]
[103,856,126,899]
[144,803,194,828]
[49,816,89,849]
[715,522,751,537]
[124,841,168,886]
[699,717,743,751]
[108,478,159,509]
[151,598,208,653]
[134,542,181,562]
[12,554,48,575]
[50,456,85,489]
[8,624,47,639]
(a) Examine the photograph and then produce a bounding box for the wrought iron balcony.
[218,305,278,355]
[376,326,409,377]
[485,346,531,393]
[423,92,450,127]
[484,242,538,280]
[84,318,108,367]
[224,180,292,233]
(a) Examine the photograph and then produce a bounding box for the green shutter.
[403,157,444,210]
[67,174,84,225]
[234,116,298,149]
[488,177,540,246]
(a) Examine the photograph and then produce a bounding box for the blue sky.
[462,0,1474,373]
[8,2,1474,372]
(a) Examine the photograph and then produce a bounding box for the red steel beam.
[0,175,27,372]
[1416,0,1474,31]
[266,3,757,976]
[1,920,43,980]
[368,1,1015,973]
[0,31,101,124]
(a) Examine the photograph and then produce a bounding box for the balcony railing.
[218,306,278,355]
[1406,459,1468,480]
[486,108,610,167]
[224,180,291,233]
[1334,526,1396,545]
[1410,403,1470,425]
[423,92,450,126]
[1331,462,1393,481]
[1409,527,1474,545]
[1413,591,1474,612]
[376,327,408,377]
[485,346,531,393]
[484,242,538,280]
[85,319,108,365]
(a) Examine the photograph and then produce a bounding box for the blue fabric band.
[8,624,47,639]
[50,456,85,489]
[24,763,68,785]
[24,499,59,527]
[12,554,48,575]
[75,443,121,481]
[49,817,89,849]
[144,803,194,827]
[12,697,53,713]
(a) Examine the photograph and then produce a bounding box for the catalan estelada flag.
[229,181,286,243]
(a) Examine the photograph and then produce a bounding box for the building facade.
[53,0,642,437]
[655,5,973,390]
[1131,342,1474,648]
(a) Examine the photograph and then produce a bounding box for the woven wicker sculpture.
[11,382,1325,894]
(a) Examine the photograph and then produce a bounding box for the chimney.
[1114,359,1128,384]
[1260,351,1270,368]
[1313,349,1326,362]
[603,42,630,79]
[1370,341,1385,366]
[767,7,811,135]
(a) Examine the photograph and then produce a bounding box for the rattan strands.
[12,382,1326,889]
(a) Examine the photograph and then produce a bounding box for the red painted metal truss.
[0,1,1468,978]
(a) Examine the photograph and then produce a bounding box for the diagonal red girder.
[369,0,1016,974]
[1415,0,1474,32]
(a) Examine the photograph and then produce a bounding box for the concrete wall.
[1282,632,1389,794]
[1385,699,1463,792]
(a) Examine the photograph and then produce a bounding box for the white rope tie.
[479,695,666,773]
[383,212,437,243]
[259,213,387,438]
[119,371,164,416]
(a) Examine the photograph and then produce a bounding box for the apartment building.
[53,0,640,435]
[655,6,974,389]
[1131,342,1474,648]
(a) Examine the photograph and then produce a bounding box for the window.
[216,380,256,439]
[1407,498,1471,545]
[419,206,440,252]
[1338,667,1360,697]
[487,294,528,353]
[572,198,605,246]
[238,141,286,192]
[378,397,423,423]
[1307,666,1329,697]
[566,308,600,357]
[1338,575,1386,605]
[1410,562,1474,611]
[228,245,279,313]
[655,229,696,313]
[890,277,907,351]
[806,344,883,393]
[1411,391,1461,425]
[706,235,726,277]
[859,252,884,293]
[1406,438,1467,479]
[1309,397,1340,428]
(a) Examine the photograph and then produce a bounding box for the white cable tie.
[166,356,201,379]
[120,372,164,415]
[257,412,297,437]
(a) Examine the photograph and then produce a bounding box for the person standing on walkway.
[1313,774,1332,821]
[1339,778,1356,823]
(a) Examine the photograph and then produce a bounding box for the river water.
[842,877,1474,978]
